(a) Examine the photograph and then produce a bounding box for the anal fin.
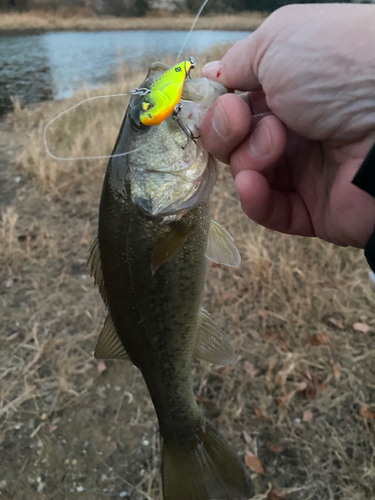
[205,219,241,267]
[95,314,130,361]
[194,309,235,366]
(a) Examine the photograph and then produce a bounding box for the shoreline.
[0,12,266,35]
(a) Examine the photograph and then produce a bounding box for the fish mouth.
[129,108,150,133]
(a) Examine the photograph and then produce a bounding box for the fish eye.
[130,110,151,132]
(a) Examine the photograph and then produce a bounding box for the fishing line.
[44,93,147,161]
[45,0,210,161]
[175,0,210,64]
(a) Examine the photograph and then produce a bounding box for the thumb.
[202,35,262,91]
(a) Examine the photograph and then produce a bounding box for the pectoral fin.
[151,223,196,275]
[205,219,241,267]
[95,315,130,361]
[194,309,235,366]
[88,237,108,306]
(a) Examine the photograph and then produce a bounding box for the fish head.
[118,62,227,217]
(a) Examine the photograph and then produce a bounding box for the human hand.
[201,3,375,248]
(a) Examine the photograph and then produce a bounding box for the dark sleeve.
[352,142,375,272]
[365,231,375,272]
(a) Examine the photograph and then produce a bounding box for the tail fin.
[162,420,254,500]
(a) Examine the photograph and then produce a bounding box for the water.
[0,30,248,117]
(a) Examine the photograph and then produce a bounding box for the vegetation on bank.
[0,10,266,33]
[1,0,352,17]
[1,47,375,499]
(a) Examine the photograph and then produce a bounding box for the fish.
[88,61,254,500]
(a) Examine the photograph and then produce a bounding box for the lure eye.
[142,102,151,111]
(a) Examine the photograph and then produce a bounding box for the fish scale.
[101,182,209,442]
[89,62,254,500]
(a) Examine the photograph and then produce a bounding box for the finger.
[202,4,320,91]
[247,90,270,116]
[201,93,251,165]
[202,35,262,91]
[230,115,288,182]
[235,169,315,237]
[240,91,274,134]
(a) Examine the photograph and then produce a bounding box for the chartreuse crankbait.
[139,57,196,126]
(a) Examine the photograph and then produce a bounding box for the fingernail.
[249,120,272,157]
[212,102,229,139]
[202,60,221,79]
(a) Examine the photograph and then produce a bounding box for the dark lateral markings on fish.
[88,60,253,500]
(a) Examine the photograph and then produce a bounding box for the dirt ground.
[1,54,375,500]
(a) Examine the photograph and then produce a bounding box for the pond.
[0,30,248,117]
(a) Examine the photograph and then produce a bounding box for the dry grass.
[1,46,375,500]
[0,10,266,33]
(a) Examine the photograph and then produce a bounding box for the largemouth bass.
[89,62,254,500]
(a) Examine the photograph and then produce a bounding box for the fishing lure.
[138,56,196,127]
[172,102,200,149]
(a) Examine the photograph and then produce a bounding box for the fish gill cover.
[117,63,227,216]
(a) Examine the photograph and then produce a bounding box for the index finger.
[202,35,262,91]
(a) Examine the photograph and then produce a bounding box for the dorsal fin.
[194,309,235,366]
[205,219,241,267]
[88,237,108,306]
[95,314,130,361]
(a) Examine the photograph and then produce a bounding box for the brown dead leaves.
[245,450,264,475]
[97,360,107,374]
[48,417,61,434]
[359,406,375,420]
[243,360,258,377]
[268,489,288,500]
[5,278,13,288]
[220,365,232,376]
[265,330,291,353]
[328,318,372,333]
[277,369,326,409]
[266,350,328,411]
[278,391,296,408]
[265,442,284,453]
[310,332,331,346]
[254,405,263,419]
[332,363,341,381]
[301,373,325,400]
[303,409,313,422]
[353,322,371,333]
[243,430,252,444]
[328,317,344,329]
